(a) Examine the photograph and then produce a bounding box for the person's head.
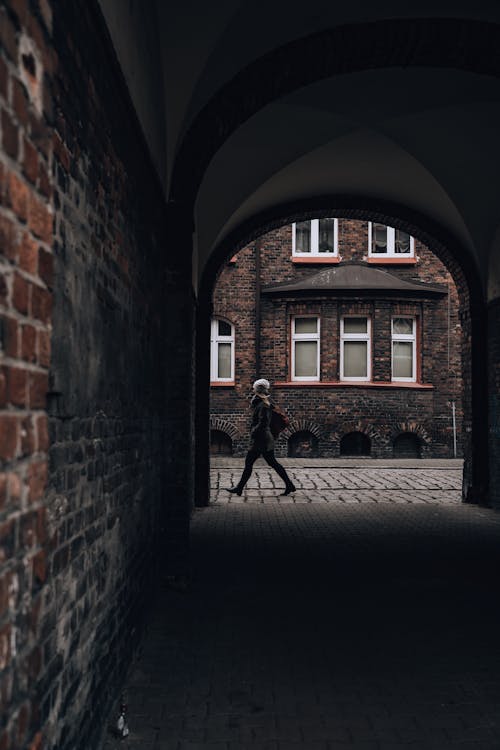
[253,378,270,395]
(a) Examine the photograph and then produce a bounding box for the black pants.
[236,448,293,490]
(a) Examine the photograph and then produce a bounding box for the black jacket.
[249,395,274,452]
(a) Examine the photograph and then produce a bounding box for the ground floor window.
[291,316,320,381]
[392,317,417,381]
[210,318,235,381]
[340,316,371,381]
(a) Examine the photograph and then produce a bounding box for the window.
[340,316,371,381]
[392,317,416,381]
[210,319,234,381]
[292,219,338,257]
[368,222,414,258]
[291,316,320,381]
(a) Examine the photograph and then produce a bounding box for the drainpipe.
[255,240,261,377]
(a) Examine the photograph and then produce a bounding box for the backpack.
[269,404,290,437]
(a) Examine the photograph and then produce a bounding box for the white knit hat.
[253,378,270,393]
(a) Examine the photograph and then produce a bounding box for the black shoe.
[280,483,296,496]
[227,487,243,496]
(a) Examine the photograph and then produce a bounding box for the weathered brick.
[19,232,37,274]
[22,137,37,183]
[36,327,49,366]
[38,247,52,287]
[7,171,28,221]
[5,364,27,406]
[28,370,47,408]
[27,460,46,501]
[30,283,50,322]
[0,415,18,460]
[1,108,18,159]
[21,323,36,361]
[21,413,35,454]
[2,316,19,358]
[35,413,48,450]
[0,213,19,261]
[28,192,51,242]
[12,78,29,126]
[12,272,29,314]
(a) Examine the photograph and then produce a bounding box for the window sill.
[210,382,235,387]
[291,256,340,264]
[274,381,434,389]
[367,257,416,265]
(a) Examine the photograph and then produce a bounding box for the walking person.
[228,379,296,496]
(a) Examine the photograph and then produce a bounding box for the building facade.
[210,219,463,459]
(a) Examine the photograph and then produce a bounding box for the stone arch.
[391,422,430,446]
[282,418,322,441]
[209,417,240,441]
[332,420,381,446]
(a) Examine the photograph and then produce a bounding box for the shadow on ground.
[104,503,500,749]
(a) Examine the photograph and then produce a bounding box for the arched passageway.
[198,202,482,507]
[4,4,500,748]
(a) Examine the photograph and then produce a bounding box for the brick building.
[210,219,463,459]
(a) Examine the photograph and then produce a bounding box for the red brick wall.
[211,220,463,458]
[0,2,53,748]
[0,2,176,749]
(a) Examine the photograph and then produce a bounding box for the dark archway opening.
[340,431,371,457]
[393,432,422,459]
[288,431,319,458]
[210,429,233,456]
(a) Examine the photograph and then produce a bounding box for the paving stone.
[99,460,500,748]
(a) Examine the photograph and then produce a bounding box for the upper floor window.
[340,316,371,381]
[392,317,417,381]
[210,319,234,382]
[368,223,414,258]
[291,316,320,381]
[292,219,338,257]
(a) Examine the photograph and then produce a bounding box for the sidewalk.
[101,463,500,749]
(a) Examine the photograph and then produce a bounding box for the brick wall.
[0,2,182,748]
[488,298,500,509]
[211,221,463,459]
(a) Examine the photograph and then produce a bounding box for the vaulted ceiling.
[97,0,500,297]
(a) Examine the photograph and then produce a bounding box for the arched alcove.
[288,431,319,458]
[340,431,371,457]
[210,429,233,456]
[393,433,422,459]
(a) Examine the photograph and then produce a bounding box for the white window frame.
[291,316,320,382]
[391,317,417,382]
[368,222,415,258]
[340,316,371,382]
[292,219,339,257]
[210,318,235,382]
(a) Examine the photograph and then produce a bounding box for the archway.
[197,200,483,507]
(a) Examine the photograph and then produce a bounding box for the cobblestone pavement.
[211,459,463,505]
[101,461,500,749]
